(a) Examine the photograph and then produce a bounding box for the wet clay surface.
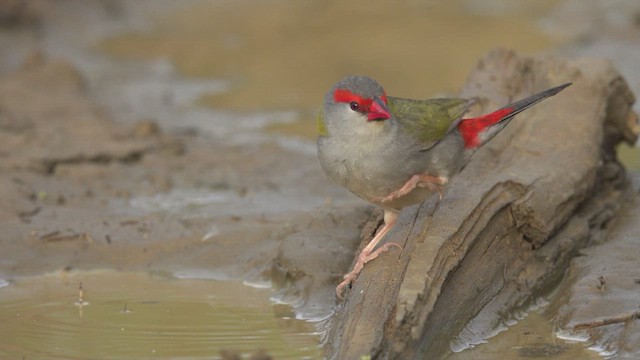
[0,55,361,284]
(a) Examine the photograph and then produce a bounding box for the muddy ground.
[0,53,364,284]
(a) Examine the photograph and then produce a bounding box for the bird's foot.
[377,174,447,203]
[421,181,445,201]
[335,241,402,299]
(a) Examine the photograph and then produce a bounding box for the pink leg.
[378,174,447,204]
[336,210,402,299]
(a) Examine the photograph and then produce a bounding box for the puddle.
[0,270,321,360]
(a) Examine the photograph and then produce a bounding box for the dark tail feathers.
[458,82,572,148]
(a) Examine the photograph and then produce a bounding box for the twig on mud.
[39,230,92,243]
[572,311,640,331]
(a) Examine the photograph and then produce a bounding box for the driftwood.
[324,49,638,359]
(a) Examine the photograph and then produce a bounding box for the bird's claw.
[335,241,403,299]
[336,274,356,299]
[419,182,444,201]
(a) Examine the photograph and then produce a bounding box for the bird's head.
[321,75,392,137]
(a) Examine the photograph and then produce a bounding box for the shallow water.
[0,270,320,360]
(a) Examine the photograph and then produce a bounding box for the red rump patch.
[457,107,513,148]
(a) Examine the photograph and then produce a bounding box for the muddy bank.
[0,54,360,285]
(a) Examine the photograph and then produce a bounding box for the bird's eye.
[349,102,360,111]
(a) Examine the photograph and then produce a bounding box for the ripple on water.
[0,270,320,360]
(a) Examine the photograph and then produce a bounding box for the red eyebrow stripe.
[333,89,373,110]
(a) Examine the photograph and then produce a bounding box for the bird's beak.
[367,97,391,121]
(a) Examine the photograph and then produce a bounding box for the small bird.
[317,75,570,299]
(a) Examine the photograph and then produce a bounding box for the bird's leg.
[378,174,447,203]
[336,210,401,299]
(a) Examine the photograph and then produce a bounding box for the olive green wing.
[387,96,475,149]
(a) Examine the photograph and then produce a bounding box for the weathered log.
[324,49,638,359]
